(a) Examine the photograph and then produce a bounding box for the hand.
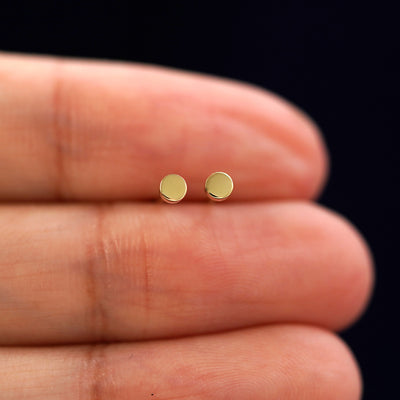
[0,52,373,399]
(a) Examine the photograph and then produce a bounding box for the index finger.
[0,52,327,201]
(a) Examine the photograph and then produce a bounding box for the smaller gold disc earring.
[160,174,187,204]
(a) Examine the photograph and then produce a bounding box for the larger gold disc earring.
[205,172,233,201]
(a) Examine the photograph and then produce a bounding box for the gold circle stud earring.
[205,172,234,201]
[160,174,187,204]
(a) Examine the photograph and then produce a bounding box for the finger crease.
[134,212,154,331]
[85,206,108,341]
[80,344,109,400]
[51,60,71,200]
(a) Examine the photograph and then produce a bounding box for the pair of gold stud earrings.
[160,172,234,204]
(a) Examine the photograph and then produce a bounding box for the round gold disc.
[160,174,187,204]
[205,172,233,201]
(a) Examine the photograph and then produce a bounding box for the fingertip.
[262,90,330,200]
[226,82,330,200]
[288,325,363,400]
[326,212,375,331]
[300,204,374,331]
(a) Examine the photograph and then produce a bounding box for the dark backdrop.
[1,1,398,398]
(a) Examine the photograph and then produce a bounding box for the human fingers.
[0,202,372,345]
[0,52,327,201]
[0,325,362,400]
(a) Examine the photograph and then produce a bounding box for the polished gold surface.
[205,172,233,201]
[160,174,187,204]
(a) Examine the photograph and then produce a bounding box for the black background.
[1,1,398,398]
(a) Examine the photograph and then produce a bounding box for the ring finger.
[0,325,362,400]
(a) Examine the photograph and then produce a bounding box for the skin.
[0,52,373,399]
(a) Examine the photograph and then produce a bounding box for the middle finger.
[0,202,372,345]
